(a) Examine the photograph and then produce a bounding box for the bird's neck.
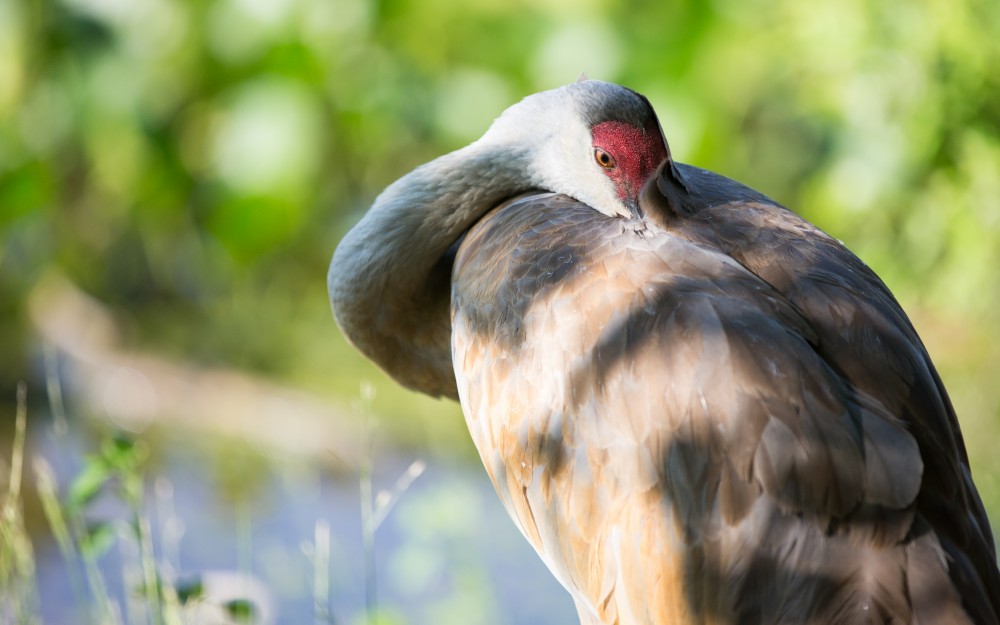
[328,140,531,398]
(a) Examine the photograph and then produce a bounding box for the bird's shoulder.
[452,189,1000,620]
[454,191,920,524]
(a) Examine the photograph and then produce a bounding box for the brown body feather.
[329,81,999,624]
[451,171,1000,623]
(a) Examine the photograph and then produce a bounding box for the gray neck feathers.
[328,140,530,397]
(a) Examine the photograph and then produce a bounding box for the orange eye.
[594,148,616,169]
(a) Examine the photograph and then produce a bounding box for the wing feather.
[452,189,999,623]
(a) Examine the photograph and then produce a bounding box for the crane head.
[590,118,668,218]
[480,80,671,219]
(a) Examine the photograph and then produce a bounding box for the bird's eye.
[594,148,616,170]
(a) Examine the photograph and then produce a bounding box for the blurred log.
[26,273,366,469]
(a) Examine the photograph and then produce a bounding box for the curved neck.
[328,140,530,398]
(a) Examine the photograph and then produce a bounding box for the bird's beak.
[625,197,642,220]
[639,167,667,225]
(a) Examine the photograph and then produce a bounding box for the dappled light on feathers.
[330,81,1000,624]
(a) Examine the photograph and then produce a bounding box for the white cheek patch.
[533,131,627,219]
[481,85,631,219]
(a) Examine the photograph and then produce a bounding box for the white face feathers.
[478,81,660,219]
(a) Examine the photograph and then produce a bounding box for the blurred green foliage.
[1,0,999,509]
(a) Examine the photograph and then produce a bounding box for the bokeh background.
[2,0,999,623]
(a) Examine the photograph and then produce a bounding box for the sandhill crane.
[328,80,1000,623]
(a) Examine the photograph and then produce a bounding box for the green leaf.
[66,458,110,512]
[223,598,258,623]
[175,575,206,604]
[101,433,143,472]
[80,521,116,560]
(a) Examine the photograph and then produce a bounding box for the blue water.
[27,420,577,625]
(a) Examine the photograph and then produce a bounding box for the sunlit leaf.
[66,458,110,512]
[80,520,116,559]
[100,432,147,473]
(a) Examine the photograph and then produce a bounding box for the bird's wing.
[452,191,998,624]
[655,162,1000,619]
